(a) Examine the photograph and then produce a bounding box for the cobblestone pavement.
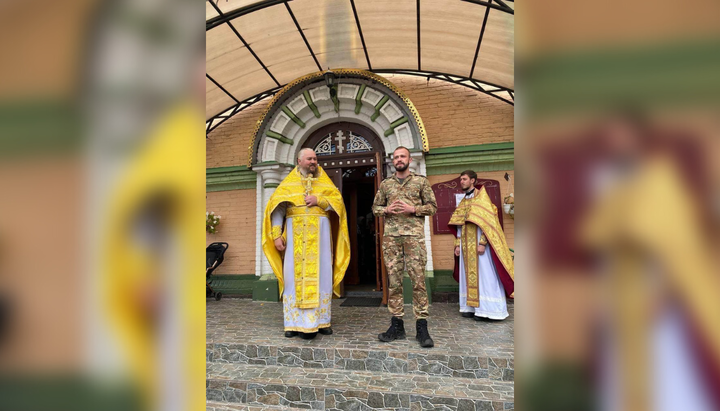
[207,299,513,358]
[207,299,514,410]
[207,363,514,410]
[208,363,514,401]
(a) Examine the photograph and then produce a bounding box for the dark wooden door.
[344,184,360,285]
[302,122,387,297]
[374,152,388,304]
[327,168,342,191]
[326,168,344,296]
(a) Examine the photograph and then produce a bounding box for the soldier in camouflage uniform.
[372,146,437,348]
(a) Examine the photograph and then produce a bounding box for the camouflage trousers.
[382,235,429,319]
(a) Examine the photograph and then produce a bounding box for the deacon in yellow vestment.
[449,184,514,320]
[581,155,720,411]
[262,151,350,335]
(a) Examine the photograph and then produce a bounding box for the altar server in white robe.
[449,170,514,321]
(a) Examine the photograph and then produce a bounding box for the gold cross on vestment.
[301,173,317,196]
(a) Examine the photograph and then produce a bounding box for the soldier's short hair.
[393,146,410,157]
[460,170,477,181]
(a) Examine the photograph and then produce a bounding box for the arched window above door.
[249,70,429,167]
[314,130,374,156]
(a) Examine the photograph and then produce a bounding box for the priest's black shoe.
[318,327,333,335]
[416,319,434,348]
[378,316,406,342]
[284,331,298,338]
[301,332,318,340]
[461,312,475,318]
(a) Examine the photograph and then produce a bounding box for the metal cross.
[302,174,317,196]
[335,130,346,154]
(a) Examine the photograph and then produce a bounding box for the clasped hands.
[385,200,415,215]
[454,244,486,256]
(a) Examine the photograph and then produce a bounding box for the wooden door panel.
[374,151,388,304]
[346,185,359,285]
[328,168,342,191]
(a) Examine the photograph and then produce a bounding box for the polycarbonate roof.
[206,0,514,121]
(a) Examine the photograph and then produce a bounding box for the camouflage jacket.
[372,172,437,237]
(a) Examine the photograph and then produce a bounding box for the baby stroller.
[206,242,228,301]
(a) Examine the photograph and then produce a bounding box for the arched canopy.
[249,69,429,166]
[206,0,514,131]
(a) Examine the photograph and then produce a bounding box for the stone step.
[207,400,310,411]
[207,342,513,381]
[207,363,514,411]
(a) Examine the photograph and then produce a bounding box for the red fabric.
[433,180,504,235]
[687,311,720,409]
[451,243,514,298]
[489,244,514,298]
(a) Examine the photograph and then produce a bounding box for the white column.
[255,173,263,277]
[409,152,422,175]
[254,164,292,275]
[416,155,434,273]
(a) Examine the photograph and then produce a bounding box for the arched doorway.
[250,70,436,303]
[303,122,388,300]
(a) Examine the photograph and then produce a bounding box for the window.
[314,130,373,156]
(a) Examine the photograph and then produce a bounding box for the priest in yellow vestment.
[262,148,350,339]
[449,170,514,320]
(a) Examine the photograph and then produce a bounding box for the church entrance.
[302,122,388,302]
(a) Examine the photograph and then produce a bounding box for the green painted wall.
[252,274,280,302]
[402,277,433,305]
[207,274,257,296]
[425,142,514,176]
[524,40,720,116]
[0,100,82,157]
[208,271,464,302]
[431,269,458,293]
[206,166,256,192]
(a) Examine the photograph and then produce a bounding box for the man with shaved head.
[373,146,437,348]
[262,148,350,339]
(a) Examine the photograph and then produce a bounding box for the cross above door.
[335,130,346,154]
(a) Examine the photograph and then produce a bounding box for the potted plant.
[503,194,514,219]
[206,211,221,234]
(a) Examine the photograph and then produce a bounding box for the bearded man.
[262,148,350,339]
[372,146,437,348]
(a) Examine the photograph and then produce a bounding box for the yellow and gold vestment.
[449,186,515,303]
[262,166,350,307]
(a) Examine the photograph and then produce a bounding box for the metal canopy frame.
[206,86,282,134]
[372,70,514,105]
[206,69,513,135]
[206,0,514,136]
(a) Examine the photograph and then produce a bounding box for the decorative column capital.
[409,152,423,174]
[255,163,294,187]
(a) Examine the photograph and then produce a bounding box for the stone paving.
[207,299,514,410]
[208,299,513,361]
[206,401,307,411]
[208,363,514,410]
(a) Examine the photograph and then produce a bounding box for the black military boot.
[378,316,406,342]
[416,319,434,348]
